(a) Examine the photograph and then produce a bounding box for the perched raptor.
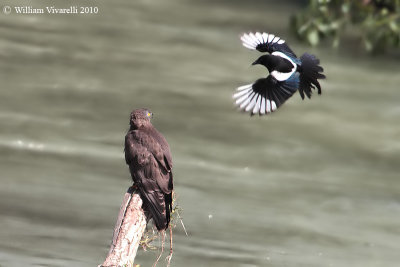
[124,108,173,231]
[233,32,326,115]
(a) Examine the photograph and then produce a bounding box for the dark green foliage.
[291,0,400,53]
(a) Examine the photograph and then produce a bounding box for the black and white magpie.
[233,32,326,115]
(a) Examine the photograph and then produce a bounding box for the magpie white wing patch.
[271,70,295,81]
[241,32,284,50]
[270,51,297,81]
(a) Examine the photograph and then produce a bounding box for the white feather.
[245,33,254,43]
[235,92,251,105]
[260,97,266,114]
[272,36,280,43]
[240,33,249,40]
[271,101,277,111]
[248,39,258,48]
[268,34,275,43]
[240,38,254,48]
[242,42,255,50]
[245,94,258,111]
[242,39,255,47]
[233,88,252,98]
[277,39,285,44]
[253,95,262,114]
[259,33,265,43]
[240,35,248,43]
[255,32,264,44]
[240,35,253,47]
[249,32,259,44]
[239,92,254,108]
[262,33,269,43]
[240,33,248,40]
[241,35,257,47]
[237,84,252,91]
[271,70,294,81]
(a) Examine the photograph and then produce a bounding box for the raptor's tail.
[299,53,325,99]
[141,190,172,231]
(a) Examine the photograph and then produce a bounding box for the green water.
[1,0,399,266]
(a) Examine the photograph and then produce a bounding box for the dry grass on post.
[100,187,186,267]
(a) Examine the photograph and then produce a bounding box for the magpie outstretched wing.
[240,32,297,60]
[233,73,299,116]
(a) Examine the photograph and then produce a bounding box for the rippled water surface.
[1,0,400,266]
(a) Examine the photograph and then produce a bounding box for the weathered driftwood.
[100,186,146,267]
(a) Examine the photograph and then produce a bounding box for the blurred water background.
[0,0,399,266]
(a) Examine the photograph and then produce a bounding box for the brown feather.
[125,108,173,230]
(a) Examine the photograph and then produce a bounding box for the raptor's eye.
[147,112,152,117]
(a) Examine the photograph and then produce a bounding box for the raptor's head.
[130,108,153,129]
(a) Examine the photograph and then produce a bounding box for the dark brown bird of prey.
[124,108,173,231]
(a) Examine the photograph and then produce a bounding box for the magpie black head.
[252,54,293,73]
[252,55,275,72]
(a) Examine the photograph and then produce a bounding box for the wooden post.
[100,186,146,267]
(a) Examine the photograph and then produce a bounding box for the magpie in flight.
[233,32,325,115]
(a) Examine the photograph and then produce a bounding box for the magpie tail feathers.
[299,53,325,99]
